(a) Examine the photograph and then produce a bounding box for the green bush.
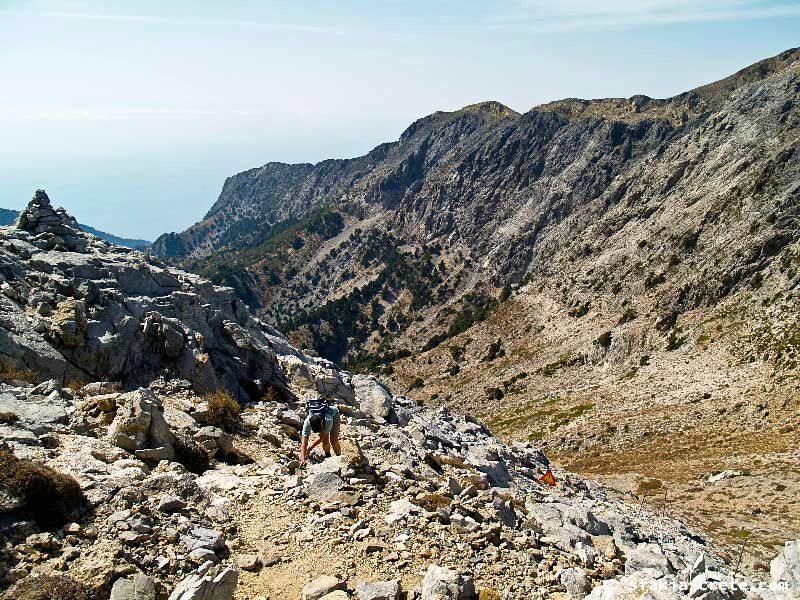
[0,448,85,529]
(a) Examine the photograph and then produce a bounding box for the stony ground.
[387,279,800,574]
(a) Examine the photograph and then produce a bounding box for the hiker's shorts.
[327,406,341,437]
[302,406,341,437]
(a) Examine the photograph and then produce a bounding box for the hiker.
[299,394,341,466]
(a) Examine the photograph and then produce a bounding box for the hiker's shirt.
[301,397,340,437]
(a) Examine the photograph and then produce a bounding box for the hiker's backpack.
[306,396,330,418]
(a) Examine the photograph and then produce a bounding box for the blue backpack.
[306,396,330,418]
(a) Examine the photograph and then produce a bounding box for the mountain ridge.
[148,48,800,562]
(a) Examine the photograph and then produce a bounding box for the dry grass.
[5,574,97,600]
[0,447,85,529]
[65,379,85,395]
[0,358,39,384]
[204,389,242,432]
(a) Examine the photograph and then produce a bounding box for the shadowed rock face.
[0,191,288,398]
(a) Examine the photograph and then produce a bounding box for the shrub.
[408,377,424,391]
[173,433,210,474]
[0,358,39,384]
[0,448,85,529]
[6,574,97,600]
[666,327,687,351]
[0,411,18,424]
[596,331,613,349]
[483,340,505,362]
[204,389,241,432]
[485,387,504,401]
[569,302,591,318]
[618,308,637,325]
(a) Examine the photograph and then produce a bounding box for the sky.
[1,1,799,240]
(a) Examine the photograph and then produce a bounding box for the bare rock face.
[0,191,288,399]
[107,388,175,461]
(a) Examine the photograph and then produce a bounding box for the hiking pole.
[734,537,747,579]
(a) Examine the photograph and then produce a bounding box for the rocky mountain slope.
[1,194,798,599]
[151,47,799,366]
[150,49,800,563]
[0,207,151,250]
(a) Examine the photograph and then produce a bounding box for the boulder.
[110,574,156,600]
[305,471,345,503]
[624,543,675,577]
[356,580,401,600]
[352,375,392,420]
[194,426,234,455]
[0,390,68,434]
[302,575,347,600]
[420,565,475,600]
[236,553,262,572]
[107,388,175,461]
[560,567,591,599]
[771,539,800,586]
[168,566,238,600]
[181,527,225,553]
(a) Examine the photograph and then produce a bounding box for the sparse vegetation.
[204,389,242,432]
[618,308,637,325]
[666,327,687,351]
[5,574,97,600]
[483,339,505,362]
[637,478,663,494]
[0,358,39,384]
[596,331,613,350]
[537,353,577,377]
[0,411,19,424]
[569,301,591,318]
[0,447,85,529]
[408,377,424,391]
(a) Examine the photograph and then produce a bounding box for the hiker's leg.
[319,432,331,455]
[330,411,342,455]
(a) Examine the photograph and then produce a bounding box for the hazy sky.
[2,1,799,239]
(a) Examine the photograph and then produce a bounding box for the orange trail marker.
[540,468,557,487]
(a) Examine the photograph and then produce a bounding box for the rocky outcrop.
[107,389,175,461]
[0,191,287,399]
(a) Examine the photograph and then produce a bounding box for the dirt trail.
[231,437,424,600]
